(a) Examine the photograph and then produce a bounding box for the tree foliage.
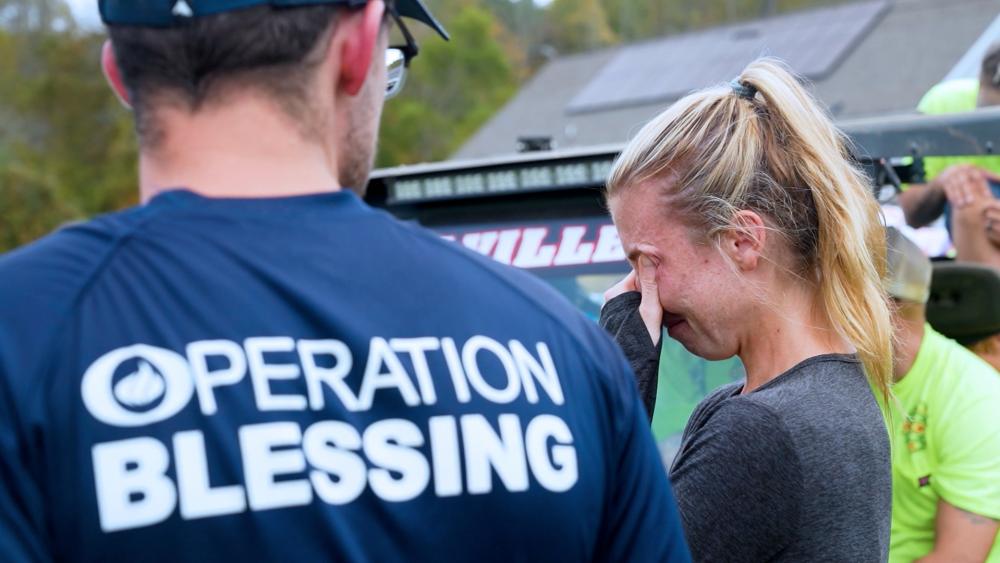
[1,0,850,251]
[1,1,137,251]
[543,0,617,55]
[377,4,520,166]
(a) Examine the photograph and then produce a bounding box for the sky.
[67,0,99,27]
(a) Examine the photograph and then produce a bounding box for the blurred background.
[0,0,914,252]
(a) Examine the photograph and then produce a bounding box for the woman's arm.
[670,401,802,562]
[599,292,661,420]
[600,258,663,420]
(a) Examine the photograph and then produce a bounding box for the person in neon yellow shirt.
[886,228,1000,562]
[899,42,1000,270]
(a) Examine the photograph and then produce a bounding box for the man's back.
[0,190,688,562]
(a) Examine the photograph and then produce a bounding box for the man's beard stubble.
[337,78,382,196]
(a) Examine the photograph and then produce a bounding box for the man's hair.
[108,5,339,145]
[981,40,1000,91]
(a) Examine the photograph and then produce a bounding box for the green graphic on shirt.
[902,403,928,453]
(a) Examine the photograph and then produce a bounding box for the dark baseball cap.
[99,0,449,39]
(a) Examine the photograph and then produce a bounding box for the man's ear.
[102,40,132,109]
[334,1,386,96]
[719,210,767,271]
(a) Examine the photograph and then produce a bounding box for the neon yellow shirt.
[889,324,1000,562]
[918,79,1000,180]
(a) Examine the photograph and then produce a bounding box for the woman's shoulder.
[745,355,888,454]
[751,354,870,408]
[675,387,804,470]
[694,355,864,415]
[689,381,744,420]
[687,382,790,438]
[690,355,876,438]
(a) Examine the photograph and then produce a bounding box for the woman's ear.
[719,210,767,271]
[102,40,132,109]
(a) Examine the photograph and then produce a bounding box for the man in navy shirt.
[0,1,689,561]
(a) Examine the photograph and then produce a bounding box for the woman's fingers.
[603,270,638,303]
[636,256,663,346]
[602,256,662,346]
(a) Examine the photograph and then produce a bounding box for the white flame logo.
[172,0,193,17]
[112,361,166,408]
[82,344,194,427]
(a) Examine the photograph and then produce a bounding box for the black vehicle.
[365,107,1000,460]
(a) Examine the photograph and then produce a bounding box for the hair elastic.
[730,79,757,100]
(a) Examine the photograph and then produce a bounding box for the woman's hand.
[604,256,662,345]
[604,269,639,302]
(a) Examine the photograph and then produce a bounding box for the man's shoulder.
[383,216,605,338]
[919,327,1000,403]
[387,217,556,293]
[373,217,632,394]
[920,327,998,380]
[0,206,155,331]
[0,206,161,403]
[2,205,151,281]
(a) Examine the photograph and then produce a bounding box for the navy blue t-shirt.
[0,190,689,562]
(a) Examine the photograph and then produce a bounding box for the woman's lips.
[666,318,688,339]
[664,314,686,330]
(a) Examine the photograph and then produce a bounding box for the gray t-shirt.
[669,354,891,562]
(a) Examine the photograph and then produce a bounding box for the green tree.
[377,5,519,166]
[542,0,616,55]
[0,0,74,32]
[1,0,137,251]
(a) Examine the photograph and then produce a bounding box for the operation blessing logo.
[81,336,577,533]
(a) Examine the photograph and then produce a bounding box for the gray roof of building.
[454,0,1000,160]
[568,1,888,113]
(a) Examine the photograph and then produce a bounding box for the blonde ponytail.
[608,58,892,400]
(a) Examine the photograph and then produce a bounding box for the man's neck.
[138,98,341,203]
[893,315,926,382]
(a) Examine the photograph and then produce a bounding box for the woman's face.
[609,183,753,361]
